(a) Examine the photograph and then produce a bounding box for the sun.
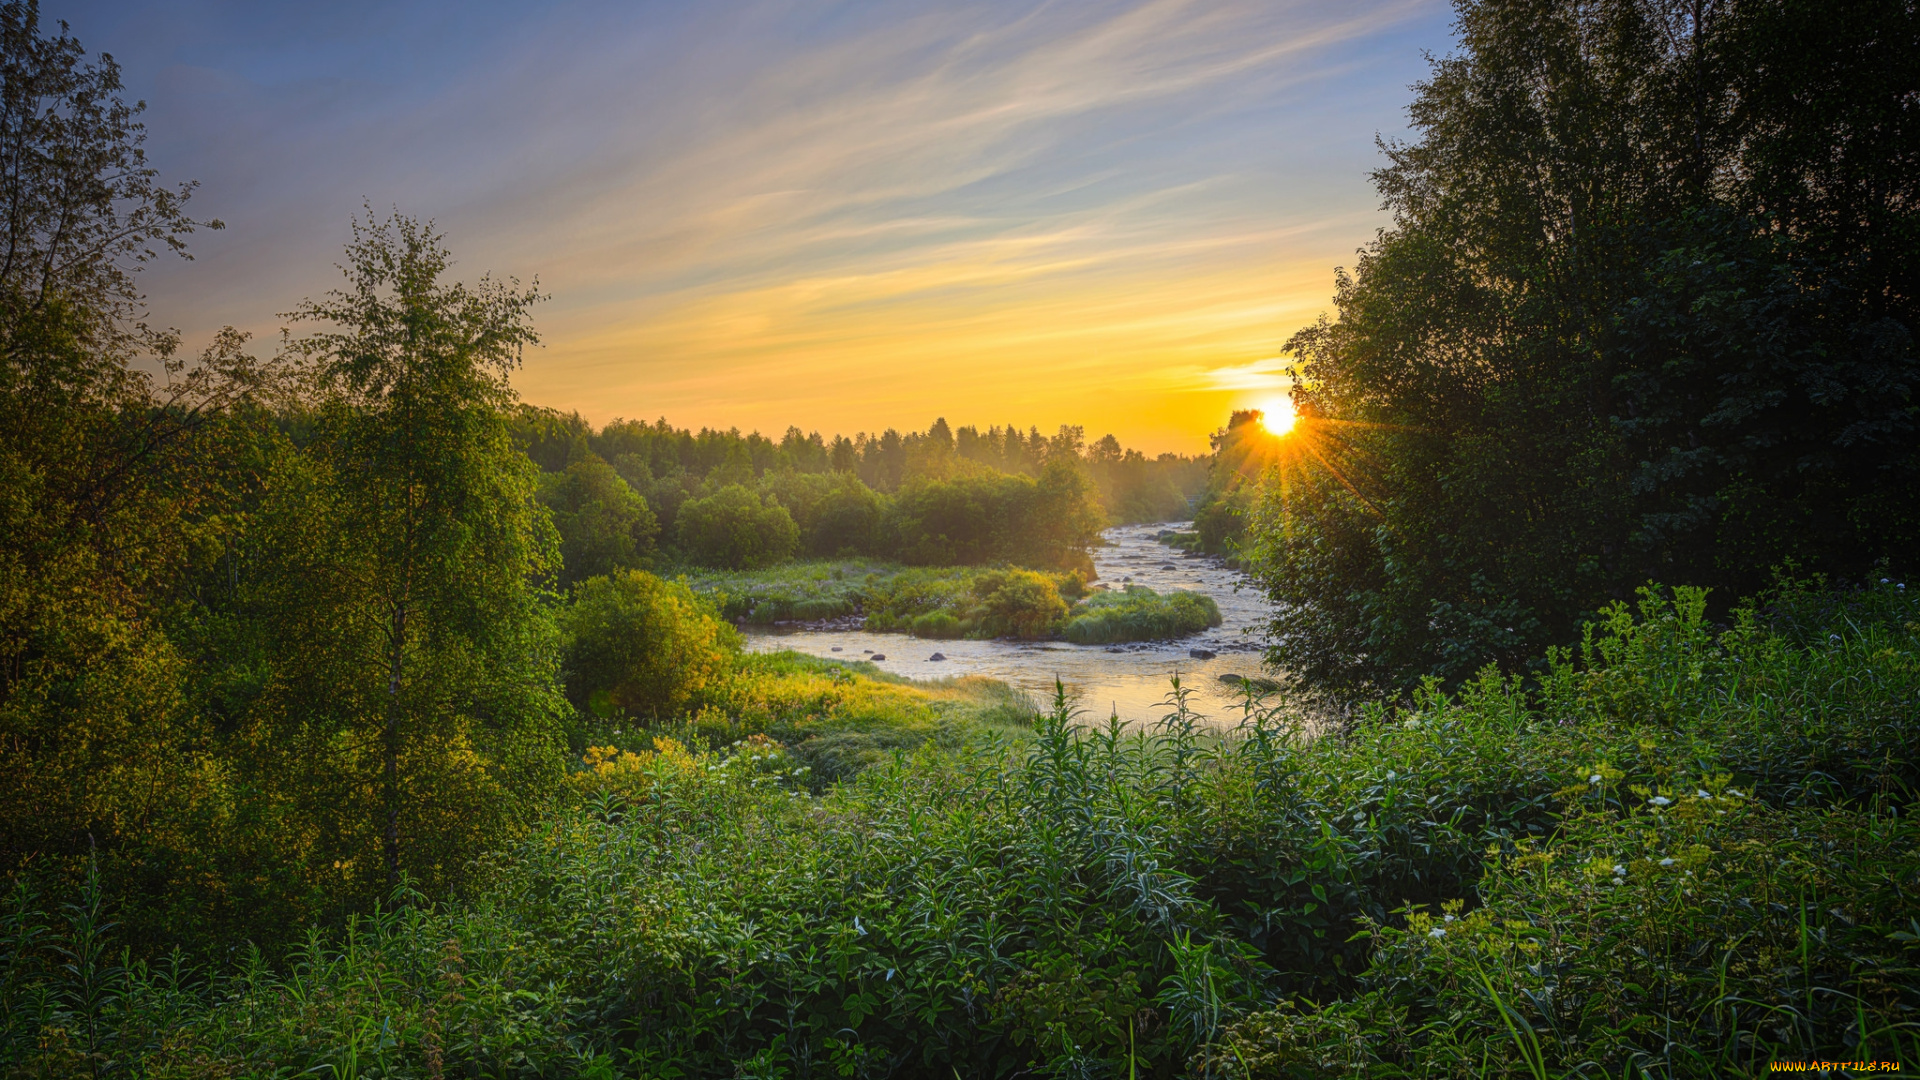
[1258,397,1297,436]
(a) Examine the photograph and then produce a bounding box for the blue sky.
[66,0,1455,451]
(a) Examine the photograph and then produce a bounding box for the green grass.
[4,580,1916,1077]
[679,557,904,623]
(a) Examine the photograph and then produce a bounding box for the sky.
[66,0,1454,455]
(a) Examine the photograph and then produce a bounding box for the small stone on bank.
[928,652,946,661]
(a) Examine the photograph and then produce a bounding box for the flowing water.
[741,522,1278,725]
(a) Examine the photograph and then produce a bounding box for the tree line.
[512,408,1203,580]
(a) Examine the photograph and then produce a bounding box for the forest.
[1,0,1916,1076]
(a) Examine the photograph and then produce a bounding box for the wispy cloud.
[1194,358,1294,392]
[80,0,1448,451]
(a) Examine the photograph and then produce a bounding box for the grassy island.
[687,560,1223,643]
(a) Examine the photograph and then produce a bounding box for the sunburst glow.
[1258,397,1297,436]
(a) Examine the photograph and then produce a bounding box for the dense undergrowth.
[2,580,1916,1077]
[687,560,1222,644]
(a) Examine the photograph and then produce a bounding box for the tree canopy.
[1254,0,1919,691]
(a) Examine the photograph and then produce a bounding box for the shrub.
[676,484,800,569]
[910,610,963,638]
[1198,795,1920,1078]
[562,570,741,720]
[970,567,1070,638]
[1062,585,1222,643]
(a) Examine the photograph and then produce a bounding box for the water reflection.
[741,523,1278,724]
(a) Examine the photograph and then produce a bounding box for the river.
[741,522,1278,725]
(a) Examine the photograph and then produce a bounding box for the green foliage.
[688,560,1223,646]
[0,0,217,346]
[676,484,801,569]
[884,456,1105,572]
[682,558,893,623]
[690,650,1039,782]
[1254,0,1920,692]
[1084,432,1205,524]
[0,6,283,953]
[861,567,1066,640]
[562,570,741,721]
[513,414,1132,576]
[1183,411,1268,562]
[1062,586,1223,644]
[537,457,658,586]
[760,469,885,557]
[267,209,570,899]
[4,579,1919,1076]
[970,568,1073,639]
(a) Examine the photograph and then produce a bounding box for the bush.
[676,484,800,569]
[970,567,1070,638]
[1199,794,1920,1078]
[862,567,1070,639]
[1062,585,1223,643]
[910,610,963,638]
[561,570,741,720]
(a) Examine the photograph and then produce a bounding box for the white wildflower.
[1429,927,1446,939]
[1648,796,1671,807]
[1589,774,1603,784]
[1659,858,1675,867]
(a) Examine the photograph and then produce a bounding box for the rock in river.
[928,652,946,661]
[869,653,886,661]
[1189,648,1216,659]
